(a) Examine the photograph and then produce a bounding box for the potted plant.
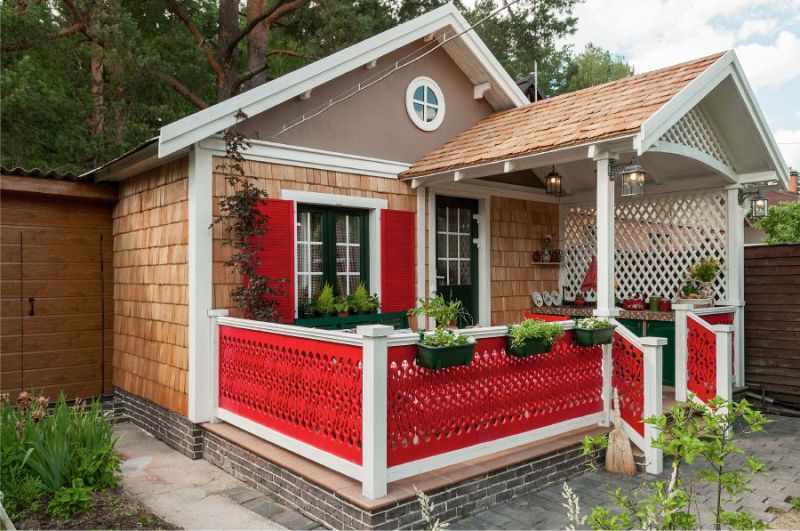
[349,282,377,314]
[334,297,350,317]
[575,317,616,346]
[676,258,719,308]
[506,319,565,357]
[408,295,471,328]
[574,291,586,307]
[298,298,315,318]
[314,283,336,317]
[416,328,476,370]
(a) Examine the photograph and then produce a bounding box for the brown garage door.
[1,186,114,400]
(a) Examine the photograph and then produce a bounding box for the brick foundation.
[113,387,203,459]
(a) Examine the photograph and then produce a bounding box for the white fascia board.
[638,51,735,155]
[200,137,409,179]
[158,4,526,159]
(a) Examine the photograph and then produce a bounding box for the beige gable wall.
[112,158,189,415]
[238,41,495,163]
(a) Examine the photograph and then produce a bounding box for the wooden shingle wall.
[490,197,559,325]
[212,158,416,314]
[112,158,189,415]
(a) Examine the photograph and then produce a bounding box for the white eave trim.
[199,137,409,178]
[158,3,527,159]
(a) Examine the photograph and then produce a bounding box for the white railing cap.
[357,324,394,338]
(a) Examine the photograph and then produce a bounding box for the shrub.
[688,257,720,283]
[408,295,471,328]
[507,319,564,350]
[314,283,336,315]
[755,200,800,244]
[348,282,378,313]
[48,479,93,519]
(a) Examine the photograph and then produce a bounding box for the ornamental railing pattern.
[385,330,603,466]
[611,331,645,436]
[687,315,718,403]
[218,324,364,463]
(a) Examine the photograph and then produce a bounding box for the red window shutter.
[252,198,295,323]
[380,209,415,314]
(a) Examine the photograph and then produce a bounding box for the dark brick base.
[113,388,203,459]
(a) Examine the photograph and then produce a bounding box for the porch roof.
[401,52,725,179]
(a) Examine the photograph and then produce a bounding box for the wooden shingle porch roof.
[401,52,726,179]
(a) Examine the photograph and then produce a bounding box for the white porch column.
[593,151,619,318]
[641,336,665,475]
[673,303,694,402]
[358,324,392,499]
[725,186,746,387]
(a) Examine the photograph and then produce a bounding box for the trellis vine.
[213,128,284,320]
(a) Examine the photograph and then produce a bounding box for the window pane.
[311,243,323,272]
[426,87,438,106]
[336,215,347,243]
[298,275,309,299]
[437,233,446,258]
[448,261,458,286]
[349,216,360,243]
[448,235,458,259]
[425,106,437,122]
[297,212,309,241]
[336,245,347,273]
[448,208,458,231]
[459,208,471,232]
[413,86,425,101]
[437,259,447,282]
[348,247,360,273]
[310,212,323,241]
[460,260,470,285]
[459,235,470,259]
[297,243,309,272]
[413,102,424,120]
[437,209,447,232]
[337,274,348,296]
[311,275,322,298]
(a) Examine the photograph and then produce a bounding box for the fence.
[211,315,671,497]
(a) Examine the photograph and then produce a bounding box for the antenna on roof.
[534,61,538,102]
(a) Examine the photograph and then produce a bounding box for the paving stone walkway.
[450,414,800,530]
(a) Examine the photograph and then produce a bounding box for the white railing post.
[358,324,392,499]
[640,336,665,475]
[672,304,694,402]
[713,324,735,403]
[601,343,613,427]
[207,309,229,422]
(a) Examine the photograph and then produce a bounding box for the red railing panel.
[687,317,716,403]
[218,325,363,464]
[699,312,735,377]
[612,333,644,436]
[386,330,603,466]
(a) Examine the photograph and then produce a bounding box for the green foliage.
[408,295,471,328]
[212,130,284,321]
[334,297,350,314]
[0,392,120,522]
[564,43,634,92]
[507,319,564,350]
[688,258,721,283]
[414,486,449,531]
[314,283,337,315]
[576,317,615,330]
[581,433,608,470]
[347,282,379,313]
[576,397,771,530]
[418,328,474,348]
[47,479,94,520]
[755,200,800,244]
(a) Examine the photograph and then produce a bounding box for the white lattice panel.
[660,106,732,168]
[562,191,728,301]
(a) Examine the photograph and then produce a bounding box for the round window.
[405,76,445,131]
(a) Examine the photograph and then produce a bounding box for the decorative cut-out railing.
[212,316,668,497]
[610,320,664,474]
[674,305,735,404]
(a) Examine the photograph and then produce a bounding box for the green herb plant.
[409,295,471,329]
[418,328,474,348]
[314,283,336,315]
[47,479,93,520]
[576,317,615,330]
[507,319,564,351]
[348,282,378,313]
[334,297,350,315]
[575,397,771,530]
[689,258,720,283]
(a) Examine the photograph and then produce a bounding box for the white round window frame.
[405,76,445,132]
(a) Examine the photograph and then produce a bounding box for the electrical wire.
[269,0,523,140]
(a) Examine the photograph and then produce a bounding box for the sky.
[565,0,800,171]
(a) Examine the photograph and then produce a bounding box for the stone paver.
[448,414,800,530]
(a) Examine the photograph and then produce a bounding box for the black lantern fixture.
[739,189,769,220]
[608,158,649,197]
[545,165,562,196]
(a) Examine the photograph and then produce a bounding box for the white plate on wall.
[543,291,553,306]
[532,292,544,307]
[551,290,562,306]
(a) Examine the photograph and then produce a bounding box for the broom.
[605,387,637,476]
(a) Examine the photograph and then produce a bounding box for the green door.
[647,321,676,386]
[435,196,479,327]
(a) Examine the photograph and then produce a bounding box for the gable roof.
[402,52,725,178]
[157,3,528,158]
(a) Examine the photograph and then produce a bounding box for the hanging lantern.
[545,166,562,196]
[749,192,769,219]
[619,160,647,197]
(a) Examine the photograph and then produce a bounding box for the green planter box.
[295,311,408,330]
[417,343,475,370]
[575,326,616,347]
[506,336,552,357]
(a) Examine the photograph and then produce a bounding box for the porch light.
[739,189,769,219]
[619,160,647,197]
[545,166,562,196]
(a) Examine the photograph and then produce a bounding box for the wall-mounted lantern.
[739,189,769,219]
[545,166,562,196]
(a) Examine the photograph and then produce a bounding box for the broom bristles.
[606,388,637,475]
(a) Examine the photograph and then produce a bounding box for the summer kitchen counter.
[531,305,677,385]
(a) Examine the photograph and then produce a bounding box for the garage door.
[1,191,113,400]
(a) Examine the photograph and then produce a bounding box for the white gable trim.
[637,50,789,187]
[159,4,527,158]
[199,137,409,178]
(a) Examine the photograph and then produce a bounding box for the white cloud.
[736,31,800,88]
[738,18,778,40]
[775,129,800,170]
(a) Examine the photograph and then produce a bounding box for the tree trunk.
[244,0,271,91]
[217,0,239,101]
[88,40,104,141]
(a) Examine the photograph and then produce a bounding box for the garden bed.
[13,486,179,530]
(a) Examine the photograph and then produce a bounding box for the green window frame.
[296,205,369,300]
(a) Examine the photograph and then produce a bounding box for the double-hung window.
[296,205,369,299]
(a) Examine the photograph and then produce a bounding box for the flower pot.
[506,336,552,357]
[648,296,662,311]
[575,326,616,346]
[336,311,349,317]
[676,297,713,309]
[416,343,475,370]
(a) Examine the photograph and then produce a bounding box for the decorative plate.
[532,291,544,307]
[551,290,562,306]
[543,291,553,306]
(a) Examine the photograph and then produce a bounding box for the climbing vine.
[213,127,284,320]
